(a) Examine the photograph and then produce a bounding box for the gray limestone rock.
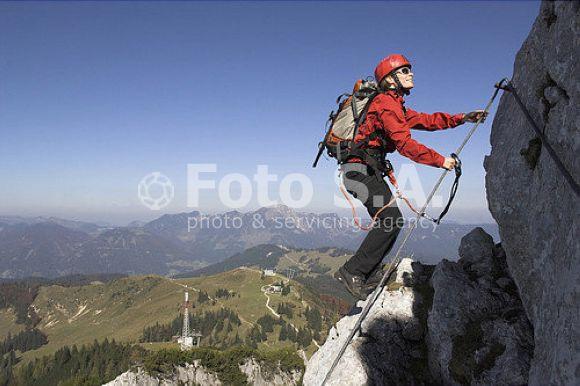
[484,1,580,384]
[239,358,302,386]
[427,237,533,386]
[102,358,301,386]
[306,230,534,386]
[303,258,432,386]
[102,367,162,386]
[102,362,222,386]
[458,227,495,278]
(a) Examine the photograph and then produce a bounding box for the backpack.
[312,79,380,168]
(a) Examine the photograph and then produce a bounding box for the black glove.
[463,110,488,123]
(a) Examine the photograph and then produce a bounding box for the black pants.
[341,163,403,277]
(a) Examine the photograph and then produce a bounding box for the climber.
[334,54,487,299]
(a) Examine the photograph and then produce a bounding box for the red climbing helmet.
[374,54,412,83]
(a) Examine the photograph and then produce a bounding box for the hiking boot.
[334,266,367,300]
[362,264,393,296]
[364,264,387,288]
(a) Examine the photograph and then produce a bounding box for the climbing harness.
[338,170,398,231]
[495,79,580,197]
[320,80,505,386]
[339,152,462,231]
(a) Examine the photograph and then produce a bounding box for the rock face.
[428,228,533,385]
[103,359,301,386]
[304,257,434,386]
[304,228,534,386]
[239,358,303,386]
[103,362,222,386]
[484,1,579,384]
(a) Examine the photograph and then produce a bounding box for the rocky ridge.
[304,228,533,385]
[103,363,221,386]
[103,358,302,386]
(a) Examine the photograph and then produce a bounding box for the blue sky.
[0,1,540,225]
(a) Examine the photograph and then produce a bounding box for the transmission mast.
[182,292,190,338]
[177,291,201,350]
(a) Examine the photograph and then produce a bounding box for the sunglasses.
[395,67,412,75]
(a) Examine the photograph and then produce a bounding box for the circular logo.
[138,172,175,210]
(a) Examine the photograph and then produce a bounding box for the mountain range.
[0,206,498,279]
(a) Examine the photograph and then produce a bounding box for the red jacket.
[352,90,465,168]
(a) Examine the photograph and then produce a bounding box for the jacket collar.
[384,89,405,104]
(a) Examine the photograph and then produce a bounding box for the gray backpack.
[313,79,380,167]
